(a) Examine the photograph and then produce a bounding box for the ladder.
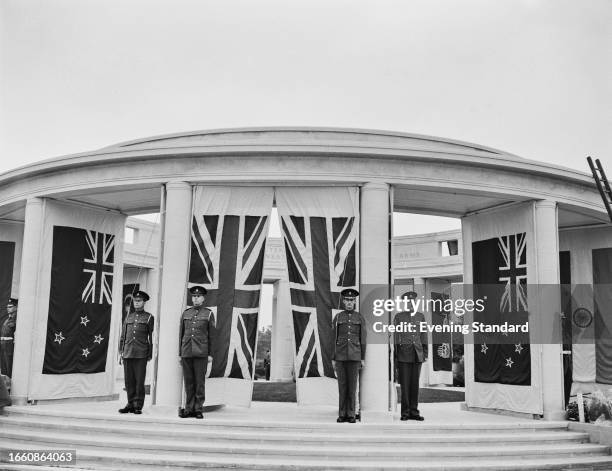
[587,156,612,223]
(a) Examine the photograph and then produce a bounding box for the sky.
[3,0,610,235]
[2,0,610,325]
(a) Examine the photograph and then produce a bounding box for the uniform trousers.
[0,340,14,378]
[181,357,208,413]
[336,360,360,419]
[123,358,147,410]
[398,361,422,417]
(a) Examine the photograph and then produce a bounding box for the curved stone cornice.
[0,127,603,221]
[1,127,592,184]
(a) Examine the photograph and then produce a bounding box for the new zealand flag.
[43,226,114,374]
[473,232,531,386]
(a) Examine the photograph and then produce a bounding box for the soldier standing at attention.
[394,291,428,421]
[264,349,271,381]
[179,285,214,419]
[118,290,154,415]
[332,288,366,423]
[0,298,18,378]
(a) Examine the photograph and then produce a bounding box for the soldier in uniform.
[118,291,154,415]
[332,288,366,423]
[394,291,428,421]
[264,350,271,381]
[179,285,214,419]
[0,298,17,378]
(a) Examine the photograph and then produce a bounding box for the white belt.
[0,337,13,341]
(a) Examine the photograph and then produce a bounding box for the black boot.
[118,404,133,414]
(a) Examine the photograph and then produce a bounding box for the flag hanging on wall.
[276,187,359,381]
[593,248,612,384]
[43,226,114,374]
[189,214,267,379]
[188,187,273,383]
[473,232,531,386]
[431,291,452,372]
[282,215,357,378]
[0,241,15,330]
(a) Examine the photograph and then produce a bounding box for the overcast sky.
[1,0,610,236]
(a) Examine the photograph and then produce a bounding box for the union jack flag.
[498,232,527,312]
[82,231,115,305]
[189,214,268,379]
[282,215,358,378]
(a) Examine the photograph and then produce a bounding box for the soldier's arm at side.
[147,314,154,361]
[360,313,367,361]
[178,311,185,357]
[208,310,215,358]
[331,314,338,369]
[118,316,127,356]
[392,313,400,355]
[419,313,429,360]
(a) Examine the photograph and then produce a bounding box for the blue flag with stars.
[43,226,114,374]
[473,232,531,386]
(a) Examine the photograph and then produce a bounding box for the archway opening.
[252,208,297,403]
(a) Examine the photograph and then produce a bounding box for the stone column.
[271,280,294,381]
[11,197,44,405]
[153,182,192,408]
[360,182,391,421]
[534,200,565,420]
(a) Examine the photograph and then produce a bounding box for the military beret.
[189,285,207,296]
[132,290,150,302]
[341,288,359,298]
[7,298,17,306]
[401,291,418,300]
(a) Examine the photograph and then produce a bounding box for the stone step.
[0,431,608,460]
[2,441,612,471]
[3,406,610,470]
[0,416,589,446]
[1,407,571,434]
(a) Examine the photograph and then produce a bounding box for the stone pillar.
[153,182,192,408]
[534,200,565,420]
[360,182,391,421]
[11,197,44,405]
[271,280,294,381]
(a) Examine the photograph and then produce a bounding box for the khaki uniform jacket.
[120,311,154,360]
[332,310,367,361]
[0,315,16,339]
[179,306,214,358]
[393,311,428,363]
